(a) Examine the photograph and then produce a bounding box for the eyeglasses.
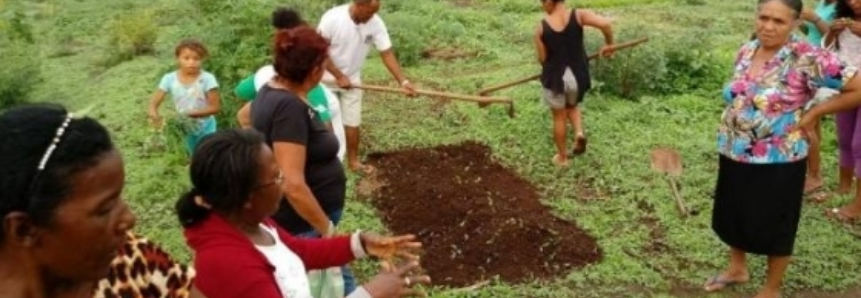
[255,169,284,190]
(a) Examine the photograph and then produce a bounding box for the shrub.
[0,41,41,110]
[384,12,432,67]
[0,11,40,110]
[101,9,158,68]
[191,4,271,130]
[187,0,347,130]
[588,28,726,99]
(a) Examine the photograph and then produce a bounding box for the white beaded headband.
[36,112,74,170]
[35,106,95,172]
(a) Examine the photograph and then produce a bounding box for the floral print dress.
[718,36,857,164]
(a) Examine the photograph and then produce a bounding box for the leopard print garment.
[93,232,196,298]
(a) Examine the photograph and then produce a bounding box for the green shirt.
[234,76,257,102]
[233,74,331,122]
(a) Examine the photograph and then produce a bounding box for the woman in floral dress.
[702,0,861,297]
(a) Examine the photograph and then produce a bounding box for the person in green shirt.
[234,71,333,129]
[234,7,346,162]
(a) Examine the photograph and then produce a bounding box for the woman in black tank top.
[535,0,614,167]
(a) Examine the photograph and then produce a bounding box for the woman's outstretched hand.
[363,261,431,298]
[361,233,422,261]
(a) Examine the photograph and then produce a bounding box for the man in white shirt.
[318,0,416,174]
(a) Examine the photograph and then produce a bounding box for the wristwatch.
[400,79,411,87]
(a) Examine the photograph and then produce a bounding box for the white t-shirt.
[317,4,392,84]
[252,65,346,161]
[255,224,313,298]
[320,85,347,161]
[253,65,276,91]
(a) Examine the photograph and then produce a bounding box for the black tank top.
[540,9,591,101]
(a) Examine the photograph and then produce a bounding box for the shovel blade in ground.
[649,148,689,217]
[650,148,683,177]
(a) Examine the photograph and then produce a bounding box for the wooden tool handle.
[587,37,649,60]
[477,37,650,95]
[669,178,688,217]
[477,75,540,96]
[354,84,512,104]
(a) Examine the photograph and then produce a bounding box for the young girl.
[822,0,861,221]
[148,39,221,155]
[800,0,837,193]
[535,0,614,167]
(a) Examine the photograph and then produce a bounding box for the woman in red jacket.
[176,128,429,298]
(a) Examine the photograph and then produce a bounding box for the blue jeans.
[295,209,357,295]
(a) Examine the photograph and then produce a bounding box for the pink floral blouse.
[719,35,857,164]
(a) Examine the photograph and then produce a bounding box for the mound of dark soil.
[364,141,602,287]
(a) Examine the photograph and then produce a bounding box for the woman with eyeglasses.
[177,128,429,298]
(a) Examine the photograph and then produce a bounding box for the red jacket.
[184,214,356,298]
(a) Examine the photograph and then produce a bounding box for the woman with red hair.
[249,26,399,296]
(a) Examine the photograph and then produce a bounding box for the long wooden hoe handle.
[354,84,517,118]
[353,84,513,104]
[476,37,650,96]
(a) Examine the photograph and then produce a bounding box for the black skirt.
[712,154,807,256]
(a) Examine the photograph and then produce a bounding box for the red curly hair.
[272,26,329,83]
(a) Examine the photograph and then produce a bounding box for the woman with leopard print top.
[94,232,197,298]
[0,103,201,298]
[0,104,137,298]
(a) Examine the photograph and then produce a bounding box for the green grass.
[7,0,861,297]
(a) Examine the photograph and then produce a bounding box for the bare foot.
[804,175,823,193]
[837,178,853,195]
[752,288,780,298]
[825,204,861,223]
[349,163,376,175]
[552,154,569,167]
[703,271,750,292]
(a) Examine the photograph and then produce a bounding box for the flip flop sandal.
[703,275,745,292]
[825,208,861,238]
[804,184,823,195]
[825,208,861,224]
[808,191,830,203]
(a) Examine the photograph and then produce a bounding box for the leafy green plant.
[100,9,159,68]
[588,28,726,99]
[24,0,861,295]
[0,10,40,110]
[0,41,41,110]
[1,10,35,43]
[384,12,432,67]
